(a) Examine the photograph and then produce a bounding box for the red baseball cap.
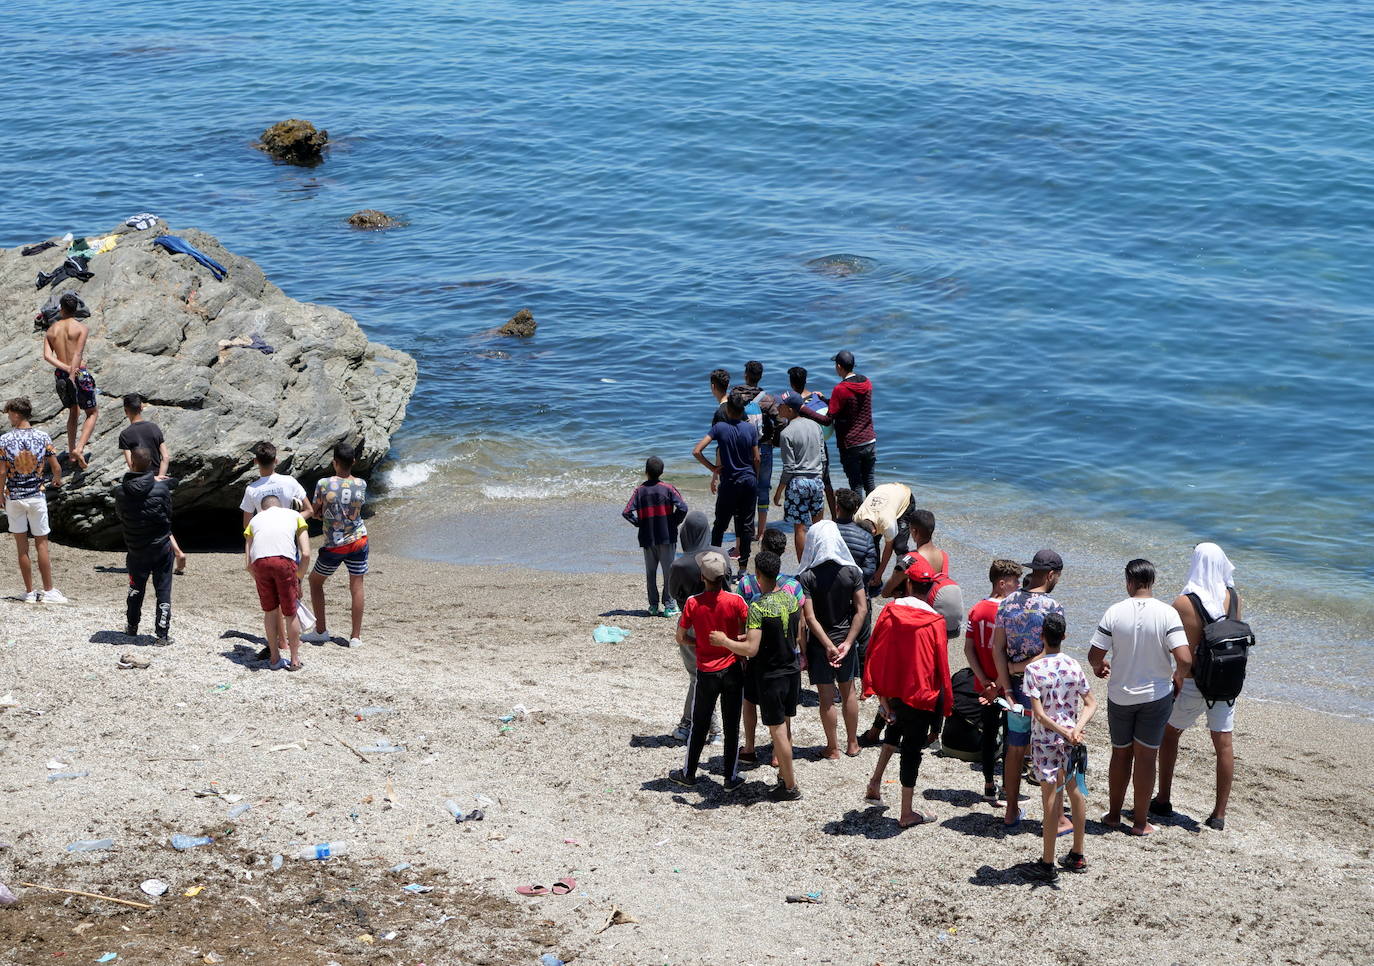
[897,553,936,582]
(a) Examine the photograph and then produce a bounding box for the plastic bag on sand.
[592,625,630,644]
[0,881,16,906]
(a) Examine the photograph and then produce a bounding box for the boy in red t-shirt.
[963,558,1025,804]
[670,550,748,790]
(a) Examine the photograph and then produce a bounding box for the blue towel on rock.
[153,234,228,281]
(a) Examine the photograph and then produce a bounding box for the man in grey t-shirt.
[772,393,825,560]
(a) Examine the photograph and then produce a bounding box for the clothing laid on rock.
[36,291,89,328]
[67,238,96,259]
[36,255,92,290]
[22,241,58,256]
[153,235,228,281]
[125,213,159,230]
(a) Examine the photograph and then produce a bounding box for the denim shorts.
[1006,679,1032,748]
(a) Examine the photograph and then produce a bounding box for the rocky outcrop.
[346,210,404,230]
[498,309,537,338]
[805,254,878,277]
[257,119,329,165]
[0,223,417,548]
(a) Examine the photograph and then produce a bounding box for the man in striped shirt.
[623,456,689,616]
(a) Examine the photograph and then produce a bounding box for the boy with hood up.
[666,511,733,743]
[112,446,176,644]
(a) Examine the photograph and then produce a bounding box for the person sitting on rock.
[41,292,98,470]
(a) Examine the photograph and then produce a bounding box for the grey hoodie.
[667,510,734,607]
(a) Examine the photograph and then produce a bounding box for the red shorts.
[252,556,300,614]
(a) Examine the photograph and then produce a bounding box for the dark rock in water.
[347,209,404,230]
[806,254,878,277]
[498,308,537,338]
[258,119,329,165]
[0,223,417,548]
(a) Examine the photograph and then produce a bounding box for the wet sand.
[0,542,1370,965]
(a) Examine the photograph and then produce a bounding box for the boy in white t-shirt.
[1024,613,1096,880]
[244,495,310,671]
[240,441,312,659]
[1088,559,1191,837]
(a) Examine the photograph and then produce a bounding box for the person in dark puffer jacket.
[112,446,177,644]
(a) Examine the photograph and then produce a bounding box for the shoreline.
[0,543,1370,964]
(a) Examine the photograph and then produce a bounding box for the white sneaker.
[40,588,69,604]
[300,629,330,644]
[707,733,723,745]
[346,637,363,649]
[22,590,39,603]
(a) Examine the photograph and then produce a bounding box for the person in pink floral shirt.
[1023,613,1097,880]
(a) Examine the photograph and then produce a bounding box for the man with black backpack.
[1153,543,1248,831]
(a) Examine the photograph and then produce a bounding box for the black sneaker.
[768,783,802,802]
[124,624,138,637]
[1205,814,1226,831]
[723,775,745,792]
[1058,851,1088,873]
[667,769,698,788]
[1027,859,1059,882]
[1149,797,1174,817]
[153,636,174,647]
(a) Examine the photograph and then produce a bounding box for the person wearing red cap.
[861,555,954,827]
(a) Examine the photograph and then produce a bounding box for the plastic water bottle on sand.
[66,839,114,852]
[171,834,213,851]
[297,841,348,860]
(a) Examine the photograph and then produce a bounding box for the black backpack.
[1185,591,1254,706]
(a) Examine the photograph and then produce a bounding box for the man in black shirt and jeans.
[118,394,187,573]
[112,446,177,645]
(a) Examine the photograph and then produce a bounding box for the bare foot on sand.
[864,782,882,803]
[821,747,840,761]
[1126,822,1156,837]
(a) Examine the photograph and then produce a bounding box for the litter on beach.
[592,625,631,644]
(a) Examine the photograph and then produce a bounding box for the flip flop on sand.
[551,877,576,895]
[516,884,551,897]
[517,877,576,897]
[898,811,936,828]
[1004,807,1026,829]
[1124,824,1156,837]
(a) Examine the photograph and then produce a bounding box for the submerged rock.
[498,308,537,338]
[806,253,878,277]
[347,210,404,230]
[258,119,329,165]
[0,223,417,547]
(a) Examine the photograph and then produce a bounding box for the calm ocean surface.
[2,2,1370,712]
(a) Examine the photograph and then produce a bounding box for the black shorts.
[746,672,800,727]
[805,637,860,685]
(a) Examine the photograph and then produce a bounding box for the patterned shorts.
[783,477,825,526]
[1031,729,1073,783]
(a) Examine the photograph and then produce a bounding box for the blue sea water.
[2,2,1371,705]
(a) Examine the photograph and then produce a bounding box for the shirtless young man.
[41,293,98,469]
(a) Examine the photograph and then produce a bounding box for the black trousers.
[981,704,1005,785]
[838,442,877,500]
[711,477,756,569]
[889,699,939,788]
[127,543,174,638]
[684,662,744,780]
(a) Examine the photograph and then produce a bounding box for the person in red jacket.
[861,555,953,828]
[800,350,876,499]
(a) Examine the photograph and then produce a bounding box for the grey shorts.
[1107,695,1174,749]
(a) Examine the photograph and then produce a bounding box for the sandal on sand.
[269,658,289,670]
[516,884,552,897]
[1124,824,1155,837]
[551,877,576,895]
[1059,851,1088,873]
[737,750,759,765]
[898,811,936,828]
[1004,807,1026,829]
[286,660,303,672]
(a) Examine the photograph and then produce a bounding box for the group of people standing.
[622,352,1245,881]
[1,295,373,667]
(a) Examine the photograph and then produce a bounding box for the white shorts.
[5,495,50,537]
[1168,679,1235,733]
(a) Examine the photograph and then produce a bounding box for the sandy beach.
[0,540,1370,966]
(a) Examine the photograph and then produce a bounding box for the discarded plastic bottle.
[227,804,252,820]
[170,834,213,851]
[47,771,89,782]
[539,955,566,966]
[444,800,464,820]
[297,841,349,860]
[66,839,114,852]
[359,739,404,754]
[271,854,284,871]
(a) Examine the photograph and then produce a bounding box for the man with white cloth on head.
[1153,543,1242,831]
[795,520,868,759]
